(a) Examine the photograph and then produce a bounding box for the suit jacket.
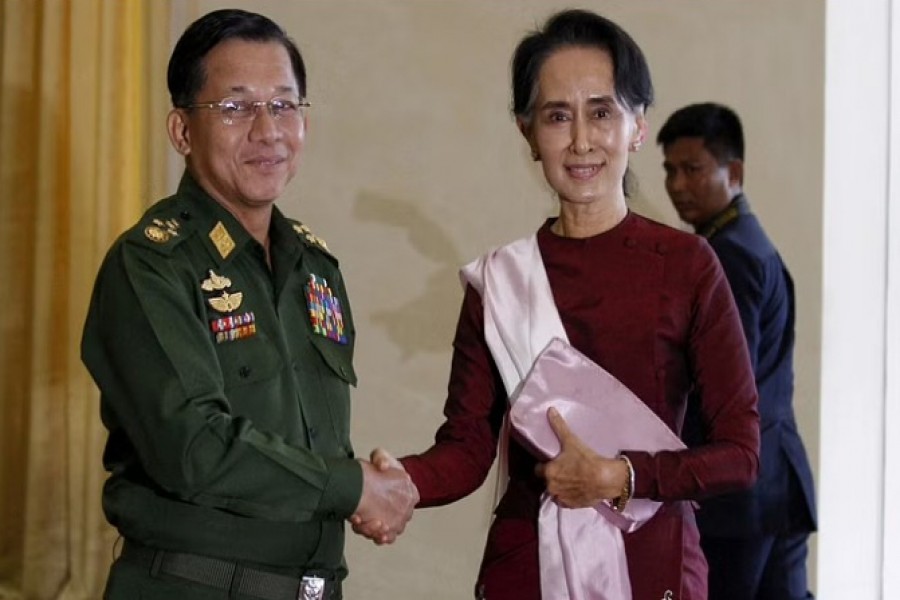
[685,194,817,537]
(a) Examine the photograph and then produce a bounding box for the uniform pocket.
[216,333,283,389]
[309,334,357,386]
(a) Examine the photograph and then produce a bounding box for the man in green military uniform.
[81,9,417,600]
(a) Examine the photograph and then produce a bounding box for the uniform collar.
[269,204,306,257]
[696,194,751,239]
[175,172,302,267]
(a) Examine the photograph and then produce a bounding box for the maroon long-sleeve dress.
[401,213,759,600]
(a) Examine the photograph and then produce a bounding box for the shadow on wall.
[354,191,464,359]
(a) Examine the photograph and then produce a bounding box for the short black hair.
[656,102,744,163]
[511,9,654,125]
[167,9,306,108]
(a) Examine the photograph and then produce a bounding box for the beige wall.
[173,2,825,598]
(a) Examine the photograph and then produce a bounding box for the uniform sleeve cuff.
[317,458,363,519]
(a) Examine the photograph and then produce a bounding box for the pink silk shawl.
[461,234,684,600]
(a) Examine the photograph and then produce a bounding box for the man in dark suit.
[658,102,817,600]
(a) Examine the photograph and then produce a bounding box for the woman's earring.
[630,141,642,152]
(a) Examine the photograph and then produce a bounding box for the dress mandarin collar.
[539,210,636,247]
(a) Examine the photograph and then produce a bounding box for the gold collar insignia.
[209,221,235,259]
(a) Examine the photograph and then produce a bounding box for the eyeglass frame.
[179,97,311,126]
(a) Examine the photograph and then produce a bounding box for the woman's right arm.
[399,284,508,507]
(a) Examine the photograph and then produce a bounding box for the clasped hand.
[534,407,629,508]
[350,449,418,545]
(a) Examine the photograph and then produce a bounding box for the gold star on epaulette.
[144,217,181,244]
[292,222,329,252]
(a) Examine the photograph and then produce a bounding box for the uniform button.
[238,366,252,378]
[624,237,637,248]
[309,427,318,439]
[655,242,668,254]
[179,210,192,220]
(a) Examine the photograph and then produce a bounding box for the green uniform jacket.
[81,173,363,579]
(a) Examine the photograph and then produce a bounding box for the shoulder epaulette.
[126,207,194,255]
[290,220,334,258]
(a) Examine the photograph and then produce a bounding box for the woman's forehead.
[536,47,616,100]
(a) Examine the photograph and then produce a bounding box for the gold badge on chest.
[208,290,243,313]
[201,269,243,313]
[200,269,255,343]
[201,270,231,292]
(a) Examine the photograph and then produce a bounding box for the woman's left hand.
[534,407,629,508]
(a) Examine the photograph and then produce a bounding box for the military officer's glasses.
[182,97,311,126]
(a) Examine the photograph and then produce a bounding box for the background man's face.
[662,137,737,227]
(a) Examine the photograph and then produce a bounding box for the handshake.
[350,449,419,545]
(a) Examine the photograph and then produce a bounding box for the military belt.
[120,539,336,600]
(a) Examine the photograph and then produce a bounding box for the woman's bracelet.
[611,454,635,512]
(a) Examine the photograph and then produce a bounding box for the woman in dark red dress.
[356,9,759,600]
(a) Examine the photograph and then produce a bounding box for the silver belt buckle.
[298,575,325,600]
